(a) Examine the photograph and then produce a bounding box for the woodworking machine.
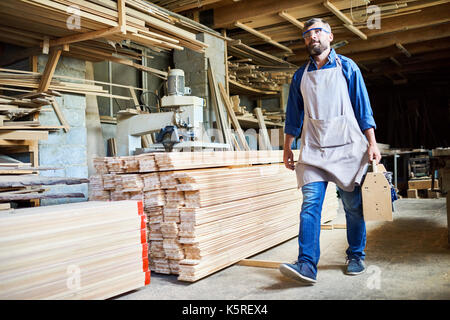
[116,69,230,155]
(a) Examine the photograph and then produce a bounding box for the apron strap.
[301,61,312,118]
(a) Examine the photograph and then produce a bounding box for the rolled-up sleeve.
[346,60,377,132]
[284,69,305,137]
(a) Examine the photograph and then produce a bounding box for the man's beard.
[307,40,329,56]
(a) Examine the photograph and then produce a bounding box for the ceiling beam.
[213,0,324,28]
[323,0,353,25]
[287,23,450,63]
[344,24,368,40]
[234,21,293,53]
[229,1,450,48]
[337,22,450,55]
[396,43,412,57]
[278,10,304,29]
[339,37,450,63]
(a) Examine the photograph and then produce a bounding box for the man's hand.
[368,143,381,164]
[363,128,381,164]
[284,148,295,170]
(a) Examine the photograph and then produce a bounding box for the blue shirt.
[284,48,376,138]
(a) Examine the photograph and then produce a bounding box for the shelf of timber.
[90,150,340,282]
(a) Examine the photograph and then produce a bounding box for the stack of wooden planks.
[90,150,339,282]
[0,200,150,299]
[0,68,133,102]
[0,0,208,78]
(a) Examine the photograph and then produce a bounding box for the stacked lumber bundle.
[0,200,150,299]
[90,150,339,282]
[174,164,338,282]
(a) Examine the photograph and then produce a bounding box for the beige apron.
[295,56,369,192]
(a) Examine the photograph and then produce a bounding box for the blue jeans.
[297,181,366,276]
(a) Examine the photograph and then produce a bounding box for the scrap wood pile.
[0,88,86,209]
[0,200,149,299]
[0,87,68,130]
[90,150,339,282]
[0,0,208,79]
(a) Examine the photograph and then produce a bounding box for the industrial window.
[93,61,141,118]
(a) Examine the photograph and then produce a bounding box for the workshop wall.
[369,83,450,149]
[37,55,89,205]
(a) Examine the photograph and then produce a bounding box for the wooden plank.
[37,48,62,92]
[237,259,281,269]
[0,130,48,140]
[0,125,63,130]
[253,107,272,150]
[48,27,121,47]
[0,192,85,201]
[0,203,11,210]
[49,98,69,134]
[0,175,88,188]
[207,59,234,149]
[218,82,250,151]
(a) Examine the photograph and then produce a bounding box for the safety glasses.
[302,27,331,39]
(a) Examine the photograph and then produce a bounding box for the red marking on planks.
[137,201,143,215]
[142,257,149,272]
[140,228,147,244]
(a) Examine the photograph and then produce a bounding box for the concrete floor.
[115,198,450,300]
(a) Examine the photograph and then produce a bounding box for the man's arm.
[284,134,296,170]
[283,68,305,170]
[344,57,381,164]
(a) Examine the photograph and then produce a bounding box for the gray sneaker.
[345,258,366,275]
